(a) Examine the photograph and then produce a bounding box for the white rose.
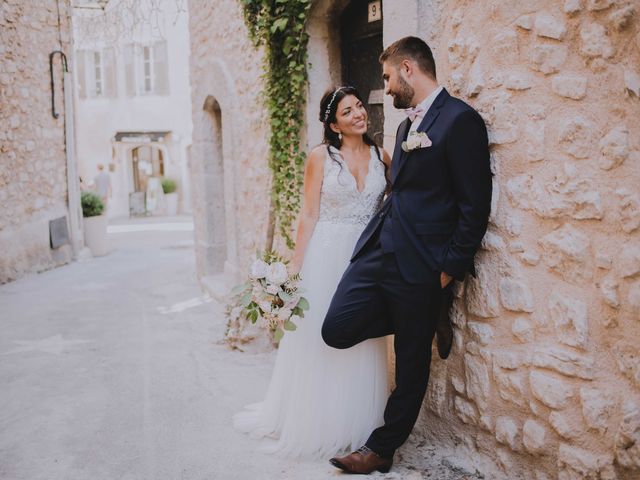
[249,259,269,279]
[277,307,292,321]
[407,133,421,150]
[266,262,288,286]
[289,314,301,325]
[284,295,300,310]
[230,307,242,319]
[266,284,279,295]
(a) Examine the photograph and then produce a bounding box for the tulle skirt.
[232,221,389,459]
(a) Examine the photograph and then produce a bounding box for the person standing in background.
[93,164,112,209]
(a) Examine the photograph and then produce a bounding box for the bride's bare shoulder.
[307,145,329,168]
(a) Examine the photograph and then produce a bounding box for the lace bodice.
[317,145,386,226]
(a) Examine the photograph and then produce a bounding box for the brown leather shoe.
[329,446,392,474]
[436,286,455,359]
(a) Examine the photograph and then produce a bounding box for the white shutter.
[124,44,136,96]
[153,40,169,95]
[103,47,117,98]
[76,49,86,99]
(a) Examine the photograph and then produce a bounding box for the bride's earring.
[338,132,343,141]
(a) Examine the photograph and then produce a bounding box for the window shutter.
[76,49,86,99]
[103,47,117,98]
[153,40,169,95]
[124,44,136,96]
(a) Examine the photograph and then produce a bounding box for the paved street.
[0,216,480,480]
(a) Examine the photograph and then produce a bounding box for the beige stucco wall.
[0,0,76,284]
[189,0,640,477]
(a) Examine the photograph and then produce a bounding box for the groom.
[322,36,492,474]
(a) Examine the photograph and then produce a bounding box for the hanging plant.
[239,0,312,249]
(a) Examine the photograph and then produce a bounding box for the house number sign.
[368,1,382,23]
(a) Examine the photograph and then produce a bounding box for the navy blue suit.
[322,88,492,457]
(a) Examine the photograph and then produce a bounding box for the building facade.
[189,0,640,478]
[0,0,82,284]
[72,0,193,219]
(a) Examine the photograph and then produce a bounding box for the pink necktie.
[404,105,426,122]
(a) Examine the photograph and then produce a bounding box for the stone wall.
[410,1,640,479]
[0,0,76,284]
[188,0,271,280]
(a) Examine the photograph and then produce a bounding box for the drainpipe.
[50,50,83,257]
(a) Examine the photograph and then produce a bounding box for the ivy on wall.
[239,0,312,249]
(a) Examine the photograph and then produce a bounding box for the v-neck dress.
[233,145,389,458]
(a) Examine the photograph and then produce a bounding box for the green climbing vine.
[239,0,312,249]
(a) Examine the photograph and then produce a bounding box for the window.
[76,48,116,99]
[124,41,169,96]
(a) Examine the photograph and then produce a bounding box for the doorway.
[340,0,384,145]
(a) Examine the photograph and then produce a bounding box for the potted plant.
[81,191,109,256]
[161,177,179,216]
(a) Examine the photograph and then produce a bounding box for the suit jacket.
[351,88,492,285]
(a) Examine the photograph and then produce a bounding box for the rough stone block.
[599,126,629,170]
[587,0,613,11]
[535,13,567,40]
[465,261,501,318]
[521,250,541,266]
[494,367,527,406]
[523,419,547,453]
[558,444,616,480]
[625,69,640,97]
[512,317,534,342]
[613,341,640,388]
[465,353,491,409]
[558,116,594,159]
[551,75,587,100]
[619,245,640,278]
[550,411,583,439]
[580,387,616,433]
[600,275,620,308]
[515,14,533,30]
[504,72,533,91]
[500,277,535,312]
[564,0,584,15]
[616,189,640,233]
[454,396,478,424]
[539,224,592,283]
[531,44,569,74]
[523,118,545,161]
[496,416,519,451]
[494,349,531,370]
[548,292,589,349]
[609,5,636,31]
[533,346,595,379]
[580,22,615,58]
[530,370,574,409]
[615,398,640,469]
[467,322,494,345]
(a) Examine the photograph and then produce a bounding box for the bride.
[233,86,391,458]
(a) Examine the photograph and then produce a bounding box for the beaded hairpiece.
[323,86,346,123]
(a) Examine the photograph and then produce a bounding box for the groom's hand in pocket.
[440,271,453,289]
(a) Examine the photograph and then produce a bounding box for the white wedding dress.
[233,145,389,459]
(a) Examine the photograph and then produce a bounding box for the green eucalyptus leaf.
[273,328,285,343]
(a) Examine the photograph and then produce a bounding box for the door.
[341,0,384,145]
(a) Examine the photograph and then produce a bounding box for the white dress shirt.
[409,85,443,132]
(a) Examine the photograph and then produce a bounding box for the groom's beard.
[392,76,415,109]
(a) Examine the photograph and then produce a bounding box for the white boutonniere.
[401,131,432,152]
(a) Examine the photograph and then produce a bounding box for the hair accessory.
[323,86,345,122]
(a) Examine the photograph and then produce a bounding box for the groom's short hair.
[379,36,436,80]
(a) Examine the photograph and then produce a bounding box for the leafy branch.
[239,0,312,249]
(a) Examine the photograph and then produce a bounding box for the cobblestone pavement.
[0,216,483,480]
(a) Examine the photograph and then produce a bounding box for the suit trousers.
[322,234,446,458]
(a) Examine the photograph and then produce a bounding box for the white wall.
[73,0,193,218]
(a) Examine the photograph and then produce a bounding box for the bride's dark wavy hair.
[319,86,386,178]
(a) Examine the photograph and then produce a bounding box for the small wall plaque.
[49,216,70,249]
[368,1,382,23]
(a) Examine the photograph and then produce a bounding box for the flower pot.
[83,214,109,256]
[165,192,179,216]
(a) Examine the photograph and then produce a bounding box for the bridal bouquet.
[226,251,309,343]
